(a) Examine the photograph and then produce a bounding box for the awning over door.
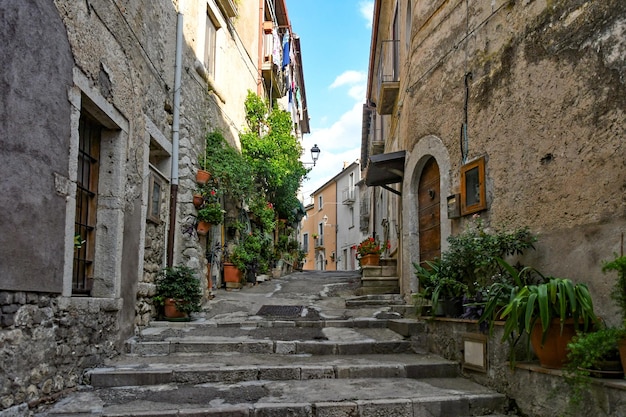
[365,150,405,187]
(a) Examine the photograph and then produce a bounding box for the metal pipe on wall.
[167,12,183,268]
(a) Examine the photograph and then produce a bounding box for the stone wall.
[398,0,626,321]
[0,292,120,411]
[422,318,626,417]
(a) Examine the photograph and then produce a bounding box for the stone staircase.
[357,258,401,295]
[38,314,513,416]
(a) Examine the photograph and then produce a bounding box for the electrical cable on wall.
[461,71,472,164]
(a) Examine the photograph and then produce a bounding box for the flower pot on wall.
[530,318,578,369]
[193,194,204,208]
[196,220,211,236]
[360,254,380,266]
[196,169,211,185]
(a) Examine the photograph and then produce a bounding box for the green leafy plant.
[197,202,224,224]
[154,265,202,314]
[442,218,537,293]
[478,258,547,334]
[565,326,626,406]
[602,254,626,324]
[413,259,468,316]
[499,276,599,363]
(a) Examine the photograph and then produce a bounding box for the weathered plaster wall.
[400,0,626,322]
[0,0,73,293]
[0,0,259,411]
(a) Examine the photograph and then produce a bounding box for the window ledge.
[58,296,123,312]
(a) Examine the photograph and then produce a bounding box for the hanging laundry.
[272,28,281,67]
[282,30,290,68]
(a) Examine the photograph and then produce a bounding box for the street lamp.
[304,144,321,167]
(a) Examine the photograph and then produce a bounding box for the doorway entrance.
[418,157,441,264]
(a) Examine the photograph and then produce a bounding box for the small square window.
[460,156,487,216]
[147,172,165,224]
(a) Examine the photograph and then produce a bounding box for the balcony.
[262,24,286,98]
[377,40,400,115]
[216,0,238,18]
[342,188,355,205]
[314,236,324,248]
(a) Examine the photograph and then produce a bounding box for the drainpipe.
[167,12,183,267]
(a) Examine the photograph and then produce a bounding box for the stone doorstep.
[87,359,459,388]
[360,276,400,287]
[360,265,397,277]
[125,339,414,356]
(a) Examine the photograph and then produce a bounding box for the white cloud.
[359,1,374,28]
[329,70,367,89]
[300,101,363,196]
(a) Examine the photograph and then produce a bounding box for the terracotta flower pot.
[193,194,204,208]
[196,169,211,185]
[360,253,380,266]
[164,298,187,319]
[196,220,211,236]
[530,318,578,369]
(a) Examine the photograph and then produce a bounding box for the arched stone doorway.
[418,157,441,264]
[402,136,452,295]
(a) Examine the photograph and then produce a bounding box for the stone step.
[39,377,509,416]
[87,353,459,387]
[355,286,401,296]
[361,265,397,277]
[125,337,414,356]
[345,294,405,307]
[361,276,399,287]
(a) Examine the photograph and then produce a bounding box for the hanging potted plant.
[196,202,224,236]
[154,265,202,320]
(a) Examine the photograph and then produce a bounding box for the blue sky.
[287,0,374,199]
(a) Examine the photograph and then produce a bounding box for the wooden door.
[418,157,441,263]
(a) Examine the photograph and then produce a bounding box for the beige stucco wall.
[373,0,626,323]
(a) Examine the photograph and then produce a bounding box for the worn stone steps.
[36,272,514,417]
[87,353,459,387]
[40,377,508,416]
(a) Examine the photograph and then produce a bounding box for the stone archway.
[401,136,452,295]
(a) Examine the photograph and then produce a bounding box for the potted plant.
[154,265,202,320]
[499,276,600,368]
[356,237,389,266]
[565,326,626,406]
[196,202,224,236]
[602,254,626,371]
[478,258,547,333]
[413,259,468,317]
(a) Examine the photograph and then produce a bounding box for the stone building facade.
[0,0,307,412]
[364,0,625,320]
[362,0,625,415]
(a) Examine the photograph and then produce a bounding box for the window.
[460,156,487,215]
[147,173,164,224]
[204,9,219,79]
[303,233,309,252]
[318,195,323,210]
[349,207,355,228]
[73,112,101,295]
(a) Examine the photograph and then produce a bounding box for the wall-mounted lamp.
[303,144,321,167]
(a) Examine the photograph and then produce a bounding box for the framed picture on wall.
[460,156,487,216]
